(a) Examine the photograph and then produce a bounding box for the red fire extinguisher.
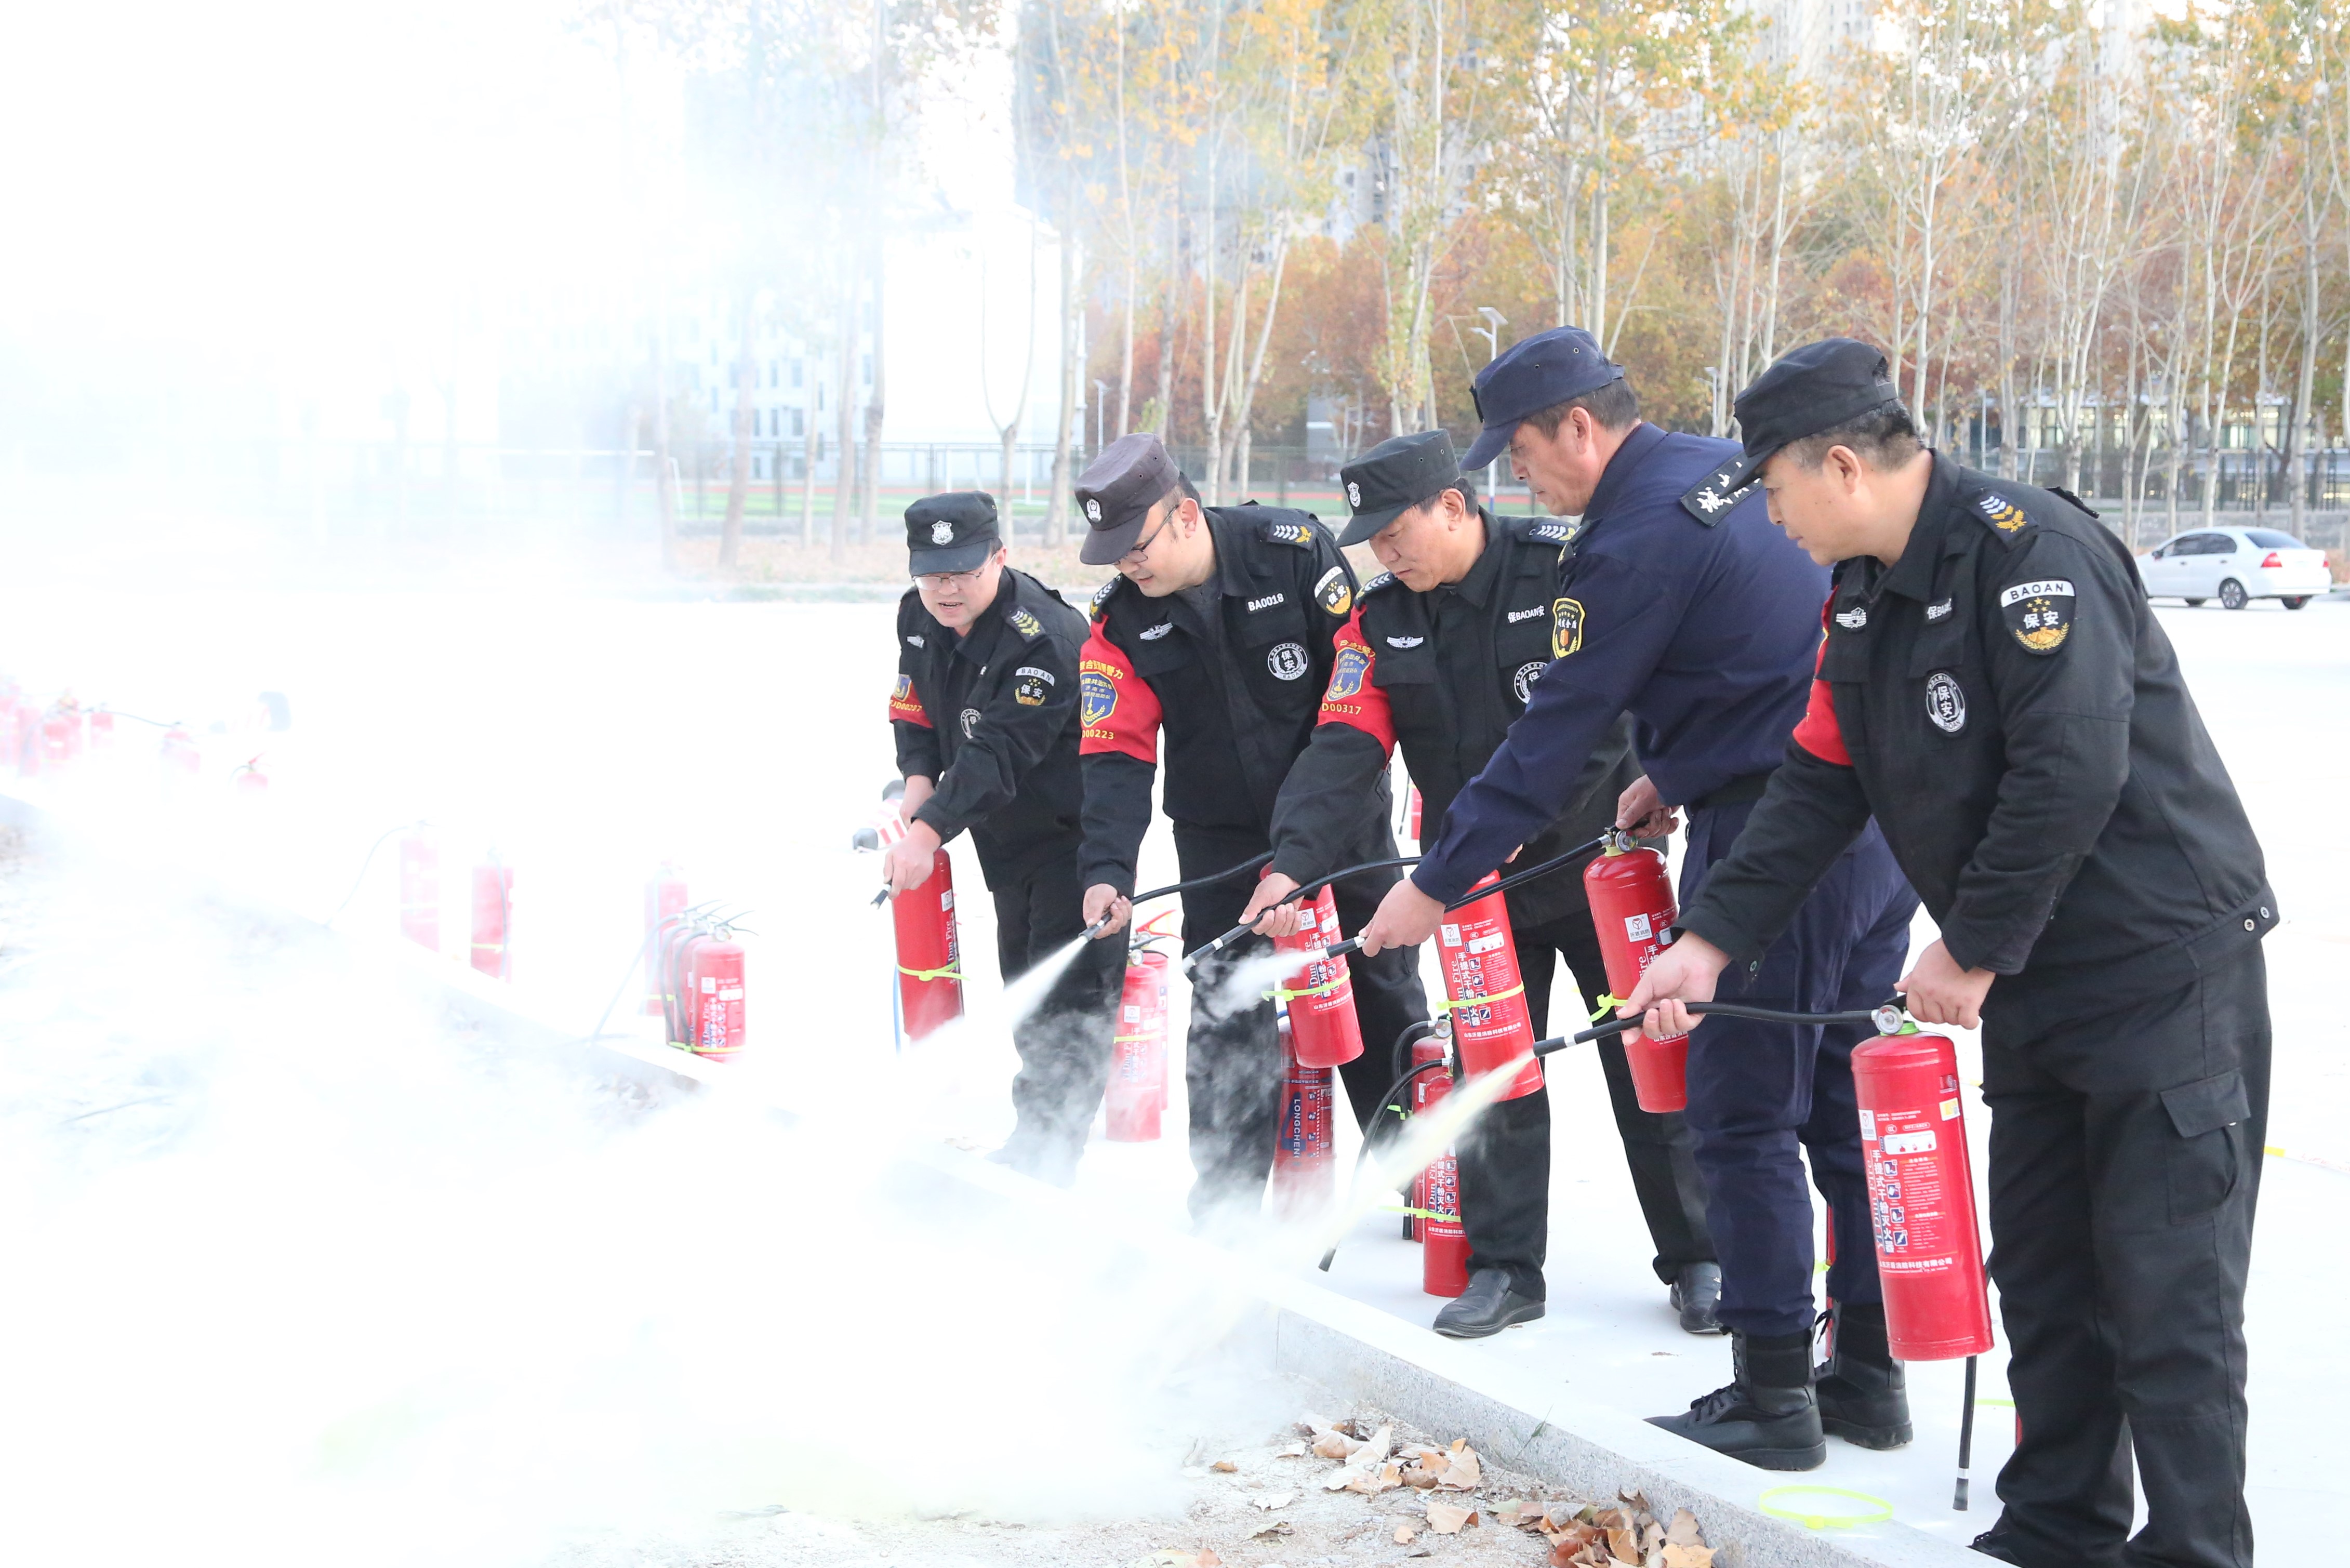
[644,862,688,1015]
[158,726,200,778]
[1270,878,1364,1070]
[891,849,963,1043]
[1105,941,1170,1142]
[1271,1014,1336,1219]
[471,856,513,980]
[1405,784,1424,844]
[41,701,82,767]
[1402,1018,1450,1241]
[682,932,747,1061]
[1434,872,1543,1099]
[1852,1032,1994,1361]
[1416,1046,1471,1297]
[232,756,269,796]
[87,708,115,749]
[1584,832,1689,1113]
[399,833,439,952]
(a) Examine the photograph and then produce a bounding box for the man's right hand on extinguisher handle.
[1618,929,1730,1041]
[1614,773,1680,840]
[1082,883,1133,939]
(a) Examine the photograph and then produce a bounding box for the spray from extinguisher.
[1583,828,1689,1113]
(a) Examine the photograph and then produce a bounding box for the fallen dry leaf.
[1425,1500,1478,1534]
[1273,1443,1307,1459]
[1666,1508,1703,1547]
[1342,1461,1402,1495]
[1250,1492,1294,1510]
[1404,1468,1440,1490]
[1393,1523,1417,1545]
[1661,1547,1715,1568]
[1196,1552,1222,1567]
[1437,1447,1481,1490]
[1249,1521,1292,1540]
[1607,1526,1640,1562]
[1311,1431,1359,1460]
[1209,1460,1237,1473]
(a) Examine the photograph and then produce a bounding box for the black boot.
[1646,1330,1825,1471]
[1431,1268,1545,1339]
[1668,1261,1725,1334]
[1966,1521,2026,1562]
[1815,1300,1911,1450]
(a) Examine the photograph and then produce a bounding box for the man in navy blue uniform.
[1356,327,1921,1471]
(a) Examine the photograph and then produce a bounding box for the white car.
[2136,526,2332,609]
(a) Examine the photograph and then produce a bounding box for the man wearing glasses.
[884,491,1119,1185]
[1072,434,1427,1225]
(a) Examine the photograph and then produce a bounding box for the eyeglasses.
[914,564,989,590]
[1119,512,1174,566]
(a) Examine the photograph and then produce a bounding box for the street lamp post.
[1092,379,1108,455]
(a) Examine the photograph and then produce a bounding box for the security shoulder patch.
[1361,570,1402,596]
[1512,515,1579,547]
[1090,578,1120,616]
[1261,517,1318,548]
[1969,488,2036,544]
[1313,565,1352,617]
[1007,607,1044,640]
[1680,466,1755,525]
[1551,597,1586,659]
[1012,666,1054,706]
[1999,578,2076,655]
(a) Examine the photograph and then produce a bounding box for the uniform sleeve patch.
[1079,666,1119,726]
[1999,579,2075,654]
[1313,565,1352,617]
[1551,597,1586,658]
[1971,490,2035,541]
[1013,666,1054,706]
[1325,643,1371,697]
[889,673,931,726]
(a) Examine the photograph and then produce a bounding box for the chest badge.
[1512,660,1548,705]
[1924,671,1967,734]
[1551,597,1585,658]
[1925,599,1952,622]
[1835,605,1868,631]
[1139,621,1174,640]
[906,633,925,647]
[959,708,982,738]
[1266,641,1310,681]
[1999,579,2076,654]
[1386,634,1424,648]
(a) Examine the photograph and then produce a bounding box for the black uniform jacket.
[889,566,1088,887]
[1076,504,1366,895]
[1269,510,1641,927]
[1682,456,2275,990]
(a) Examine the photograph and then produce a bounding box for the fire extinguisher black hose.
[1185,855,1423,969]
[1316,994,1913,1273]
[1311,836,1613,964]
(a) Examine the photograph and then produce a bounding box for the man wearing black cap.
[884,491,1119,1185]
[1236,429,1718,1340]
[1626,339,2273,1568]
[1070,433,1428,1222]
[1352,326,1920,1471]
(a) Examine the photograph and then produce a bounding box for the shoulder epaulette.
[1967,487,2037,545]
[1005,605,1046,641]
[1259,514,1319,548]
[1508,515,1579,547]
[1088,577,1120,617]
[1679,464,1755,525]
[1360,570,1403,595]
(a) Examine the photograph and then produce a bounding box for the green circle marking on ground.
[1757,1485,1895,1530]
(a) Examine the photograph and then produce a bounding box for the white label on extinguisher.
[719,988,742,1001]
[1439,923,1462,947]
[1882,1130,1938,1155]
[1624,912,1653,942]
[1123,1005,1142,1023]
[941,888,955,911]
[1940,1097,1962,1120]
[1858,1108,1877,1140]
[1467,933,1504,955]
[701,976,716,993]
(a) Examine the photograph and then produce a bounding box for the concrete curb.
[0,788,1980,1567]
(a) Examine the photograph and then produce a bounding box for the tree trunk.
[1046,198,1079,545]
[831,277,858,564]
[654,302,678,572]
[798,386,819,548]
[720,287,756,570]
[860,237,887,546]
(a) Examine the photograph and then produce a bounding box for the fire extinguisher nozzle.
[1323,935,1364,960]
[870,887,889,908]
[1317,1247,1337,1272]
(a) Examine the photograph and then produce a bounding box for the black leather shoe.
[1815,1301,1912,1449]
[1647,1331,1826,1471]
[1431,1268,1545,1338]
[1967,1522,2026,1562]
[1668,1261,1725,1334]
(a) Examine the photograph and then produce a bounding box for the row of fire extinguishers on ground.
[0,676,286,793]
[387,834,750,1062]
[864,780,1995,1418]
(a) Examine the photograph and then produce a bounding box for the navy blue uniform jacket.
[1410,422,1829,906]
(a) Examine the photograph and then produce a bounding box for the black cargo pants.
[1980,942,2268,1568]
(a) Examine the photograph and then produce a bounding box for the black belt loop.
[1691,769,1778,814]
